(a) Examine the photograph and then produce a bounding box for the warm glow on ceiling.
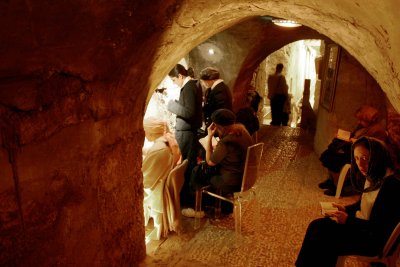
[272,19,302,28]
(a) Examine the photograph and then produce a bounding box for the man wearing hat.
[182,109,254,217]
[200,67,233,128]
[205,109,254,192]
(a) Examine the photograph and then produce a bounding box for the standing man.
[267,63,289,126]
[167,64,203,206]
[200,67,233,128]
[167,64,203,161]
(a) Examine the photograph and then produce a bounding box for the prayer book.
[320,202,338,216]
[336,128,351,142]
[199,136,218,149]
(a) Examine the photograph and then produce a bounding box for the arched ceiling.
[144,0,400,112]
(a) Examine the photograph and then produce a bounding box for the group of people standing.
[143,63,259,220]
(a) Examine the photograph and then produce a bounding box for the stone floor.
[139,126,378,267]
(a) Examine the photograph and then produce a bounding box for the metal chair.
[194,143,264,235]
[336,222,400,267]
[335,163,351,198]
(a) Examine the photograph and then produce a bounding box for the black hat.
[199,67,220,80]
[211,109,236,126]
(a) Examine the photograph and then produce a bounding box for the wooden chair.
[194,143,264,235]
[336,222,400,267]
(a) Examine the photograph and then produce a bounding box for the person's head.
[351,136,393,192]
[168,64,188,87]
[276,63,284,73]
[211,108,236,136]
[200,67,220,88]
[143,117,169,141]
[355,105,379,127]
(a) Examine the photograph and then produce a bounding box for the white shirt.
[355,180,380,220]
[211,79,224,89]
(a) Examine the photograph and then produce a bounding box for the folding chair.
[194,143,264,235]
[336,222,400,267]
[335,164,351,198]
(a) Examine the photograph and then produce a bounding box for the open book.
[336,128,351,142]
[198,136,218,149]
[320,202,338,216]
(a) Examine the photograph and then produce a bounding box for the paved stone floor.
[140,126,375,267]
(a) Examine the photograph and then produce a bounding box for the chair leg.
[214,189,222,219]
[234,199,242,235]
[194,189,203,229]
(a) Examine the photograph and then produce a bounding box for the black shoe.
[318,178,334,189]
[324,188,336,196]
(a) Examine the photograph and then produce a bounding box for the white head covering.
[143,117,168,140]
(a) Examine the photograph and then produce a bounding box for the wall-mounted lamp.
[208,48,215,55]
[272,19,302,28]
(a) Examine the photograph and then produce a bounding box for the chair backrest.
[240,142,264,192]
[382,222,400,258]
[166,159,188,190]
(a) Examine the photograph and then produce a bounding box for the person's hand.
[326,210,348,224]
[207,122,217,137]
[332,203,346,212]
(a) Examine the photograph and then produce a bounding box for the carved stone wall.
[0,0,400,265]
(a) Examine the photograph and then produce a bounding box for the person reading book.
[296,136,400,267]
[318,105,387,196]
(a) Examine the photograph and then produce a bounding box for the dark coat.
[296,174,400,267]
[168,79,203,131]
[203,81,232,126]
[345,174,400,250]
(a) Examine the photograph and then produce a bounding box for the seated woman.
[319,105,387,195]
[236,90,261,136]
[296,136,400,267]
[184,109,254,217]
[142,117,181,239]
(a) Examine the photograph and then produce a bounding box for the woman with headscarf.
[319,105,387,195]
[296,137,400,267]
[142,117,181,185]
[142,117,182,239]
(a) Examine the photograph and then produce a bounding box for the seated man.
[184,109,254,217]
[142,117,181,239]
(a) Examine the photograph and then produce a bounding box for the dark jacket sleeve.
[345,175,400,249]
[168,80,202,130]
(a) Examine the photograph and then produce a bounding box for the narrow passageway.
[142,126,363,267]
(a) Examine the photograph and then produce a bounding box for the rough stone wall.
[1,0,400,265]
[0,1,178,265]
[153,0,400,113]
[189,18,324,111]
[314,49,387,155]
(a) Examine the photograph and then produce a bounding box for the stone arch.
[134,1,399,113]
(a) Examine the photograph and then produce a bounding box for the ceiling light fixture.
[272,19,302,28]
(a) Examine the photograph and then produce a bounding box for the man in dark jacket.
[200,67,233,128]
[167,64,203,160]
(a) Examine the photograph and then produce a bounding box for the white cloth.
[355,180,380,220]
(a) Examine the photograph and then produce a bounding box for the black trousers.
[270,94,287,126]
[296,217,380,267]
[175,130,201,207]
